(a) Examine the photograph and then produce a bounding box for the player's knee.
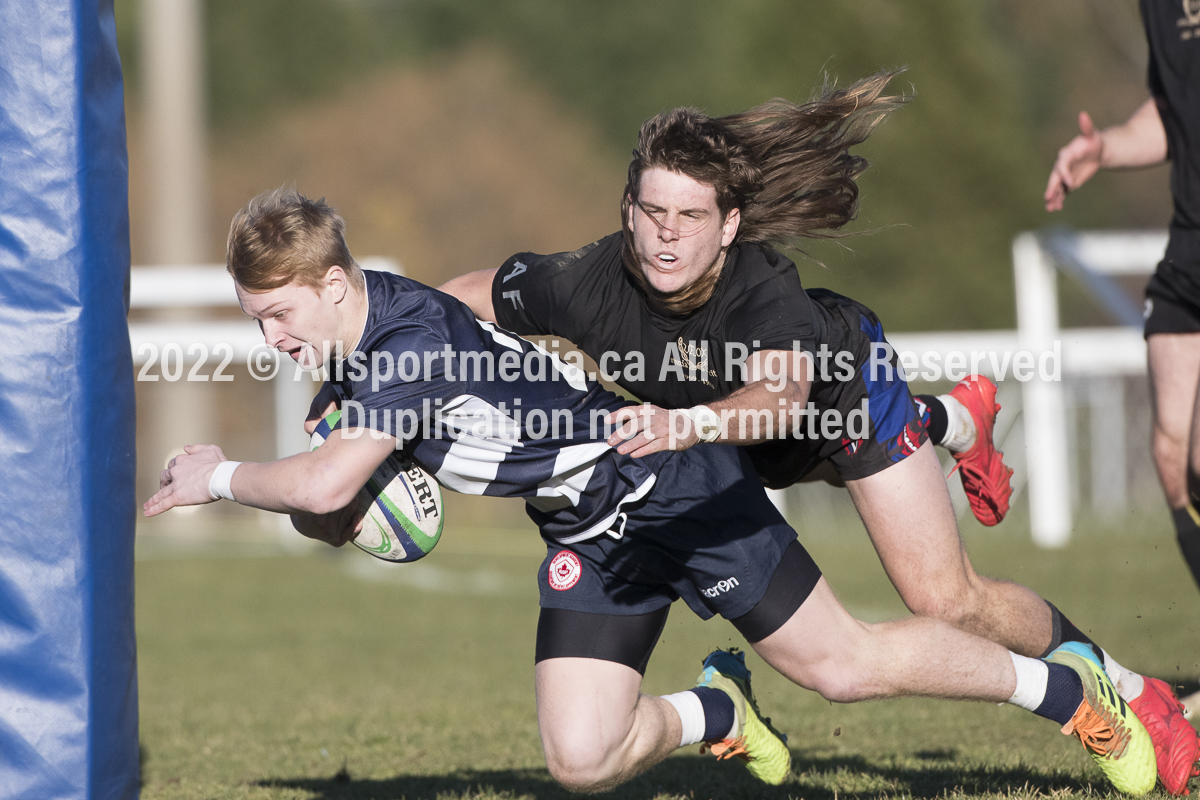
[900,584,980,629]
[1154,426,1188,470]
[767,638,876,703]
[542,736,619,793]
[804,665,870,703]
[544,750,616,794]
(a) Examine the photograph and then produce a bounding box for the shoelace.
[702,737,750,762]
[1065,697,1132,760]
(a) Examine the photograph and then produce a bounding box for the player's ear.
[721,207,741,247]
[325,265,348,303]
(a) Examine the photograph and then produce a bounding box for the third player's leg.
[846,441,1053,657]
[1147,333,1200,508]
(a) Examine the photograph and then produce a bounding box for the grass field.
[135,509,1200,800]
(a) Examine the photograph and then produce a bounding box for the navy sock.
[915,394,947,445]
[1033,663,1085,726]
[1039,602,1100,660]
[1172,506,1200,592]
[690,686,736,741]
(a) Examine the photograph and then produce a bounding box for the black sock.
[1172,506,1200,592]
[1039,602,1101,661]
[690,687,735,741]
[916,394,948,445]
[1032,663,1085,725]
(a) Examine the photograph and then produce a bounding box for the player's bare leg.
[753,577,1155,795]
[535,657,679,792]
[1148,333,1200,511]
[847,442,1052,657]
[853,439,1200,790]
[753,577,1015,701]
[532,579,1022,793]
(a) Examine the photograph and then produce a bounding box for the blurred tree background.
[115,0,1171,331]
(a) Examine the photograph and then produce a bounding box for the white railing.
[1011,231,1164,547]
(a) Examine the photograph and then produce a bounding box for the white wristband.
[208,460,242,501]
[682,405,722,443]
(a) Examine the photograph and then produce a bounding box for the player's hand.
[304,381,342,435]
[143,443,227,516]
[1045,111,1104,212]
[605,404,699,458]
[290,498,365,547]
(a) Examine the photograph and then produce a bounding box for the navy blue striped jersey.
[334,270,669,543]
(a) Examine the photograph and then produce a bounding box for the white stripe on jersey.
[476,319,524,353]
[429,393,655,542]
[529,441,604,511]
[477,319,588,392]
[434,395,519,494]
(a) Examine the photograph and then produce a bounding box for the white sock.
[1101,650,1145,702]
[940,395,977,453]
[662,691,706,747]
[1007,652,1050,711]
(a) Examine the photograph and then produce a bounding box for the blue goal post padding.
[0,0,138,798]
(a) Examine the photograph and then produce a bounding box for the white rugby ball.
[309,410,443,562]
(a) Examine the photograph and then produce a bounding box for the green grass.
[136,514,1200,799]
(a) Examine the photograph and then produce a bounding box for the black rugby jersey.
[335,270,670,544]
[491,232,837,410]
[1142,0,1200,265]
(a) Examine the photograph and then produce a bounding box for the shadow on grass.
[257,749,1103,799]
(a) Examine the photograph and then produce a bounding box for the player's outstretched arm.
[143,427,397,517]
[1044,100,1167,212]
[438,268,498,322]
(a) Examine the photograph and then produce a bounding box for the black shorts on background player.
[492,232,926,487]
[1141,0,1200,335]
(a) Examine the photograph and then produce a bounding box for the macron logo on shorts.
[701,577,740,598]
[548,551,582,591]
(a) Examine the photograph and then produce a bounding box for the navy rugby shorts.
[535,444,820,624]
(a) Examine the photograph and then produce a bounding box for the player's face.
[627,167,740,296]
[236,278,341,371]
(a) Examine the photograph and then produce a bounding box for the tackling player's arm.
[438,268,498,322]
[607,349,811,458]
[143,429,398,543]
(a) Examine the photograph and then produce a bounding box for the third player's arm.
[438,268,498,322]
[1044,99,1168,211]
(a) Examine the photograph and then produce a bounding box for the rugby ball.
[309,410,443,562]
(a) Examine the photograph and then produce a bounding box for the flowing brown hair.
[622,70,908,314]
